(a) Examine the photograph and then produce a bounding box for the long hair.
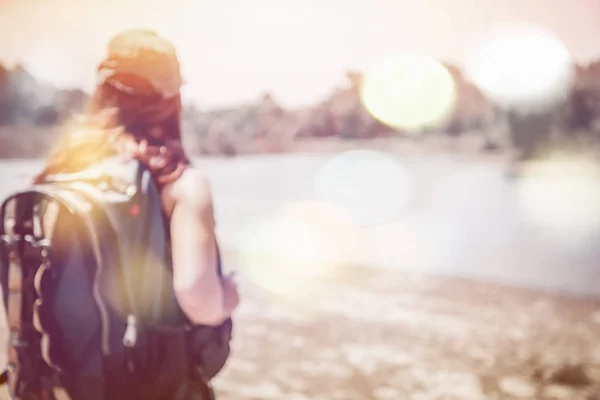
[33,78,183,184]
[34,29,185,185]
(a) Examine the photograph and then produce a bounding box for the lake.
[0,153,598,298]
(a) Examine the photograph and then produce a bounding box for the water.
[0,154,598,298]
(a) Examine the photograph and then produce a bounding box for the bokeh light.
[314,150,412,226]
[359,54,457,131]
[235,200,362,315]
[516,155,600,238]
[465,22,575,113]
[359,221,435,273]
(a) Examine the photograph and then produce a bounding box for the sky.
[0,0,599,108]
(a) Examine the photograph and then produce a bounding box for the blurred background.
[1,0,600,399]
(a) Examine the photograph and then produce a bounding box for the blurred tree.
[445,119,464,137]
[0,63,13,124]
[567,89,594,131]
[506,108,557,161]
[34,105,60,125]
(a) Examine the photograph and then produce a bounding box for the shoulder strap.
[0,192,59,398]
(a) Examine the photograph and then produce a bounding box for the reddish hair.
[33,83,183,184]
[34,30,187,185]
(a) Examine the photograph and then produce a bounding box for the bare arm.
[165,169,237,326]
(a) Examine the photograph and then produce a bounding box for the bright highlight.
[235,200,361,315]
[465,23,575,112]
[516,155,600,237]
[360,54,457,131]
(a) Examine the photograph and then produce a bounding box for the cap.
[97,29,183,98]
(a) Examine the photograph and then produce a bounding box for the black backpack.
[0,157,232,400]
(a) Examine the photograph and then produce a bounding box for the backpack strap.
[0,193,67,399]
[2,193,41,396]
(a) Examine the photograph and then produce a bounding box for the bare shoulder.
[178,167,211,191]
[161,167,215,217]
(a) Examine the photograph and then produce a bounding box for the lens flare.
[360,54,457,131]
[106,244,181,324]
[315,150,412,226]
[465,22,574,112]
[516,155,600,238]
[235,200,361,315]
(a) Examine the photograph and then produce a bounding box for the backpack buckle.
[22,235,52,261]
[0,234,20,252]
[123,314,139,374]
[123,314,138,348]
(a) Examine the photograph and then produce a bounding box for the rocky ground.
[212,267,600,400]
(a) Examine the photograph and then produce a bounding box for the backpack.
[0,156,233,400]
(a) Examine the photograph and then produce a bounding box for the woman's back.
[35,27,239,340]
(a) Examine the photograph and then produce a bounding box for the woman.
[34,29,239,327]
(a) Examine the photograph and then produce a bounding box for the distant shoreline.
[0,123,509,161]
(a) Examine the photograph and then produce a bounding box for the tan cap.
[97,29,183,98]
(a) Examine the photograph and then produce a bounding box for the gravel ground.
[212,267,600,400]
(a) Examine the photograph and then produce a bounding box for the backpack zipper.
[122,314,138,348]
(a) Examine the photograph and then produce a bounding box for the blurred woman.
[34,29,239,326]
